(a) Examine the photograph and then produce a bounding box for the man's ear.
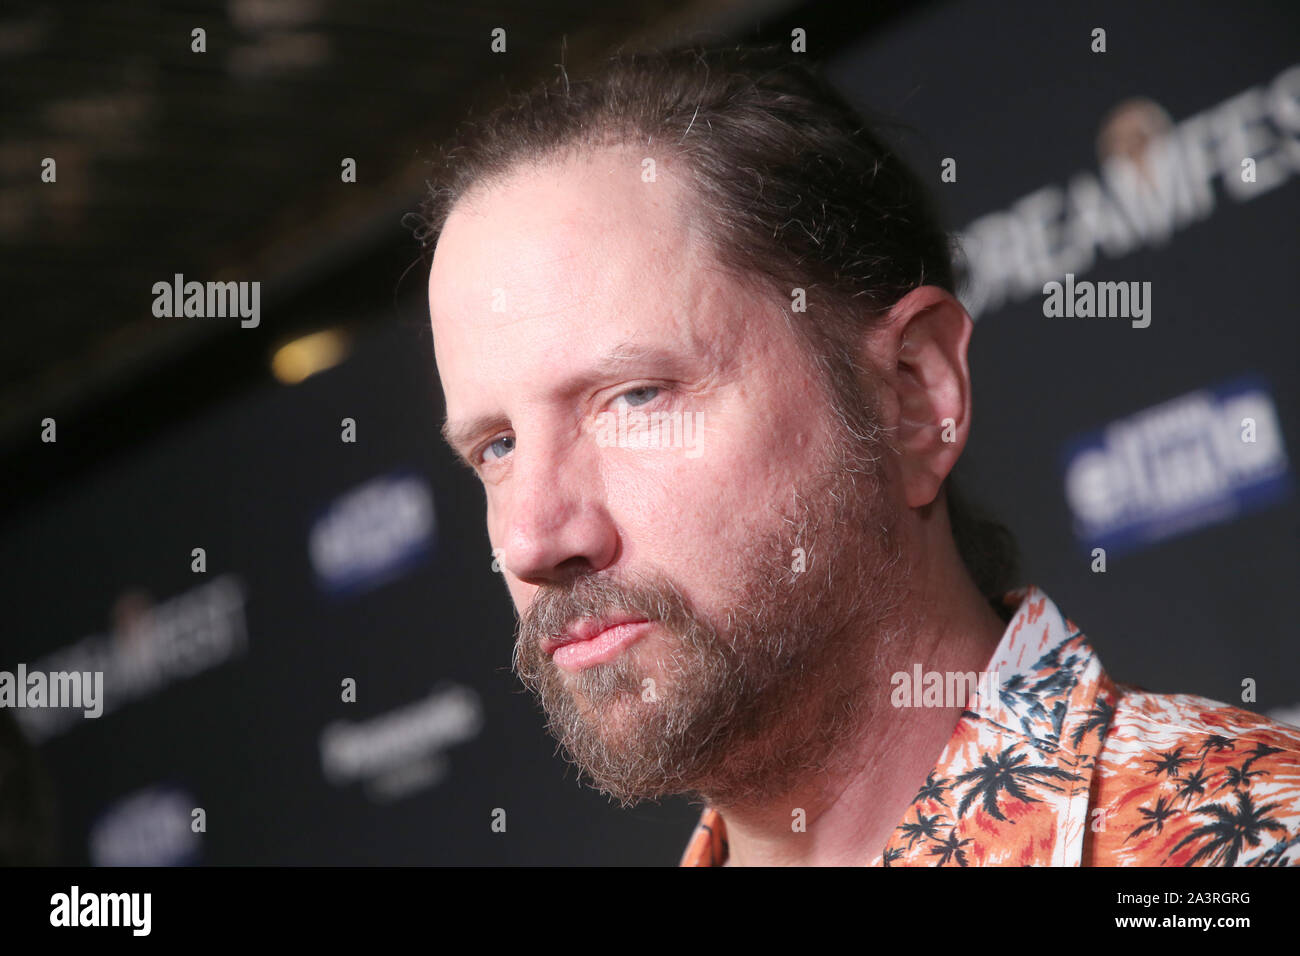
[861,286,974,510]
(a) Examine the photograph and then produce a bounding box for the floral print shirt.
[680,585,1300,866]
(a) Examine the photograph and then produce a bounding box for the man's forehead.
[432,250,733,398]
[426,151,725,371]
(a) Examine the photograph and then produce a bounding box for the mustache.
[514,568,694,666]
[517,576,639,652]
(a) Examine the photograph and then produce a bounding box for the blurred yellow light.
[271,329,350,384]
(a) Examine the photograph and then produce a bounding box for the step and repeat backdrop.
[1,319,705,865]
[826,0,1298,723]
[3,0,1296,864]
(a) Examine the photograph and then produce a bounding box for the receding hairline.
[440,135,700,228]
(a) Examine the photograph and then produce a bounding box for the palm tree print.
[1197,735,1234,757]
[1145,746,1193,779]
[1169,790,1289,866]
[1175,765,1212,806]
[1241,743,1283,773]
[928,830,972,866]
[1126,796,1177,841]
[914,772,950,808]
[1215,764,1265,793]
[1070,697,1114,749]
[899,810,946,850]
[954,746,1082,822]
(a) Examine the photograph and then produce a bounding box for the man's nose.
[496,442,617,586]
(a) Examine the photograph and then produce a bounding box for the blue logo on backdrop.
[89,784,202,866]
[309,472,435,595]
[1062,376,1291,557]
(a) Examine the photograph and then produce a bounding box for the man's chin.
[558,662,672,736]
[548,673,694,772]
[561,684,645,729]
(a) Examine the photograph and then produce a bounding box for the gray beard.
[513,394,909,810]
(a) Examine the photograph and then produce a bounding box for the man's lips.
[541,614,650,656]
[541,615,653,671]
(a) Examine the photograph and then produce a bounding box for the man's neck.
[712,566,1009,867]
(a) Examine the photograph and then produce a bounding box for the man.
[418,45,1300,866]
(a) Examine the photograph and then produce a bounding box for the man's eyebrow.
[441,412,509,466]
[439,341,690,464]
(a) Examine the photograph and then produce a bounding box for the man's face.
[429,147,909,807]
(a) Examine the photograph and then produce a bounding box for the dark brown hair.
[414,43,1020,600]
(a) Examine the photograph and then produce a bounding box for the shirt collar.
[679,585,1114,866]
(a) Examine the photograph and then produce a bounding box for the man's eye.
[475,387,662,467]
[479,435,514,464]
[617,386,660,408]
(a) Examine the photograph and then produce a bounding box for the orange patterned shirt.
[680,585,1300,866]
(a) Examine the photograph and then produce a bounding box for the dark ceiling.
[0,0,924,523]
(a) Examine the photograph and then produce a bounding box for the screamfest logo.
[961,64,1300,320]
[10,575,250,744]
[1062,377,1291,557]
